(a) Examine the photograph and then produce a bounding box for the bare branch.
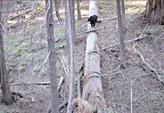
[37,51,51,72]
[76,27,105,36]
[91,23,149,53]
[59,54,69,78]
[151,32,164,45]
[133,43,163,83]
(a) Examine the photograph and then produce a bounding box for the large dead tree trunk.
[81,0,106,113]
[0,0,13,105]
[144,0,164,24]
[45,0,60,113]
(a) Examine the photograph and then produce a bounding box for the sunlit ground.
[126,0,146,14]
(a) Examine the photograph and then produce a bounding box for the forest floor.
[0,0,164,113]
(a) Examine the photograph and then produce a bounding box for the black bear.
[88,15,98,27]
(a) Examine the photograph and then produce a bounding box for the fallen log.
[81,0,106,112]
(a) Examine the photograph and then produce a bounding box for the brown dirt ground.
[0,0,164,113]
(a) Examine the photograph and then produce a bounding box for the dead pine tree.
[66,0,76,113]
[0,0,13,105]
[45,0,60,113]
[143,0,164,25]
[76,0,81,20]
[116,0,126,68]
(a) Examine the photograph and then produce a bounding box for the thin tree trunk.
[45,0,60,113]
[0,0,13,105]
[70,0,76,40]
[116,0,126,68]
[54,0,61,21]
[66,0,76,113]
[121,0,126,32]
[76,0,81,20]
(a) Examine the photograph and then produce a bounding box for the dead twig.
[38,51,51,71]
[98,17,116,21]
[7,22,21,29]
[53,12,60,24]
[151,32,164,46]
[76,27,105,36]
[59,54,69,78]
[91,23,149,52]
[7,9,45,29]
[78,23,88,30]
[78,17,116,30]
[10,77,64,92]
[8,8,35,20]
[103,63,121,75]
[57,77,65,92]
[91,35,148,53]
[133,43,163,83]
[59,101,68,111]
[138,23,148,39]
[10,82,50,86]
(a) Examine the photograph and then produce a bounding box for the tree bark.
[66,0,76,113]
[116,0,126,68]
[0,0,13,105]
[144,0,164,24]
[76,0,81,20]
[45,0,60,113]
[121,0,126,32]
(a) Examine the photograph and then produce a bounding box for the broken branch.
[133,43,163,83]
[91,23,149,52]
[76,27,105,36]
